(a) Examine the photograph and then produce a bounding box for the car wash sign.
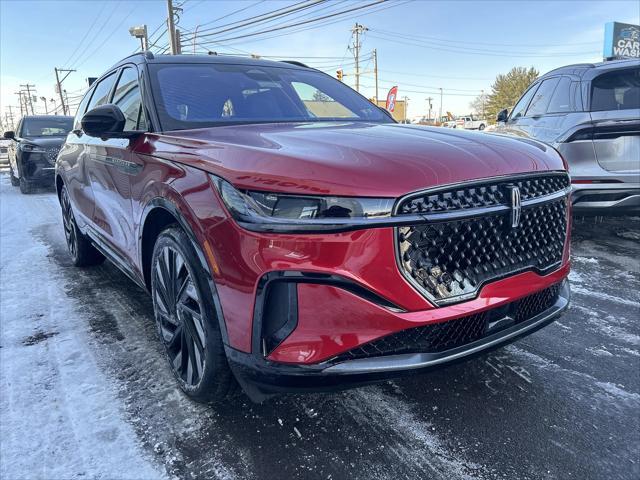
[604,22,640,60]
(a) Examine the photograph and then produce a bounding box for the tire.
[9,165,19,186]
[151,226,237,404]
[478,124,486,131]
[19,176,33,194]
[60,185,104,267]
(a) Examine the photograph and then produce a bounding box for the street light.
[40,96,49,114]
[129,25,148,51]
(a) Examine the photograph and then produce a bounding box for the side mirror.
[3,131,15,140]
[496,109,509,123]
[81,104,135,139]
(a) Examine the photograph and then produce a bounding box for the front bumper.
[19,151,56,185]
[571,183,640,215]
[228,280,570,401]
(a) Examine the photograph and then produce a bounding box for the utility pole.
[427,97,433,122]
[373,48,379,104]
[55,68,75,115]
[15,92,24,116]
[350,23,367,92]
[402,96,409,123]
[7,106,16,129]
[481,89,485,118]
[175,29,182,54]
[20,84,36,115]
[439,87,443,122]
[167,0,179,54]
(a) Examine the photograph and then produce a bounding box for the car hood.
[22,136,67,149]
[147,122,565,197]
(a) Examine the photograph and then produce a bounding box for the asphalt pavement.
[1,174,638,480]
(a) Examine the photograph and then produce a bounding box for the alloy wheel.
[153,246,207,387]
[61,189,78,259]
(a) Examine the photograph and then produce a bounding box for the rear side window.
[526,77,560,116]
[546,77,574,114]
[591,68,640,111]
[86,72,117,111]
[112,67,147,131]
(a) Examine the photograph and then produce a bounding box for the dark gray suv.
[494,59,639,215]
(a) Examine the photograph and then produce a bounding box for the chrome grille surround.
[394,172,570,306]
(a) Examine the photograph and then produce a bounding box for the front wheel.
[60,185,104,267]
[19,176,33,194]
[151,226,236,403]
[9,164,19,186]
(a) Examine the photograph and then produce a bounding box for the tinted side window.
[86,72,117,110]
[73,89,94,130]
[546,77,573,114]
[591,68,640,111]
[526,77,560,116]
[112,67,147,130]
[510,84,539,120]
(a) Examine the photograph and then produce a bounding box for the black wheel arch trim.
[139,196,231,346]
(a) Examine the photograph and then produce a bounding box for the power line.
[367,32,601,58]
[198,0,411,49]
[193,1,387,44]
[181,0,323,41]
[61,2,109,68]
[372,27,602,48]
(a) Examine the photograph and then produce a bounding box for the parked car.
[493,59,640,215]
[4,115,73,193]
[456,115,487,130]
[56,53,571,403]
[0,139,9,166]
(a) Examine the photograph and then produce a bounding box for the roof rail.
[280,60,309,68]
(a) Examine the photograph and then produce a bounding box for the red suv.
[56,53,571,403]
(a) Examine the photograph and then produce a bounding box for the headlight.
[19,143,45,153]
[211,175,395,233]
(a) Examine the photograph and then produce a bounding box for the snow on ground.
[0,176,165,480]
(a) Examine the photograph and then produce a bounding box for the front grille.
[334,283,562,362]
[396,173,569,305]
[45,147,60,165]
[398,174,570,214]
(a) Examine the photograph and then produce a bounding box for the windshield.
[21,117,73,137]
[149,63,392,131]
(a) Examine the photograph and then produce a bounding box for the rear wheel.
[60,185,104,267]
[479,124,486,131]
[151,226,236,403]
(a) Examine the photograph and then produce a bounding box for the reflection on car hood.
[22,137,67,148]
[149,122,565,197]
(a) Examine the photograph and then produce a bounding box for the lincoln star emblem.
[508,185,522,228]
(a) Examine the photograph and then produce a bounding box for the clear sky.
[1,0,639,126]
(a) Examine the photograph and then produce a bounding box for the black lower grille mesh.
[335,283,562,362]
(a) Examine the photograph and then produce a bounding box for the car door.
[501,82,540,137]
[59,85,96,226]
[528,76,585,145]
[85,66,145,264]
[522,77,562,142]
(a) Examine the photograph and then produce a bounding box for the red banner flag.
[385,86,398,112]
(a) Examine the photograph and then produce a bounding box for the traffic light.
[336,69,343,81]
